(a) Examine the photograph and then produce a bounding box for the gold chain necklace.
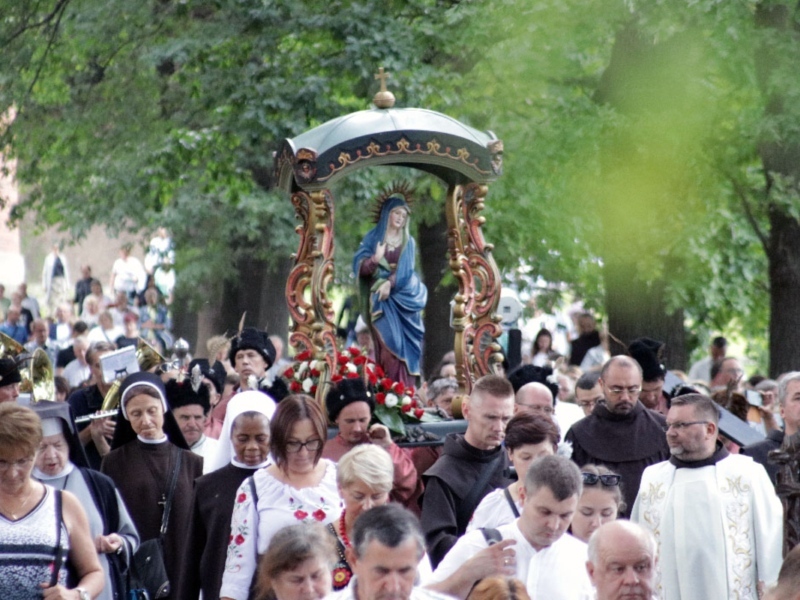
[0,483,37,520]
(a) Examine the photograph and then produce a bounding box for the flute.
[74,410,119,424]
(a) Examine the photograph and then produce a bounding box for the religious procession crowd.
[0,212,799,600]
[0,303,799,600]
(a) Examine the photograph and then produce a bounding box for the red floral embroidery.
[234,534,245,545]
[294,510,309,520]
[333,567,352,587]
[312,509,326,521]
[237,493,247,503]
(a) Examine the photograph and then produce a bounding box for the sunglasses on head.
[582,473,621,487]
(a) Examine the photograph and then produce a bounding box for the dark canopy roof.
[275,106,503,191]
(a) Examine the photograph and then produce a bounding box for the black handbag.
[129,449,182,599]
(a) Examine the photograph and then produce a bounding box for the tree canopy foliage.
[2,0,799,373]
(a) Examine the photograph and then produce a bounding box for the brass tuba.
[26,348,56,403]
[0,331,24,359]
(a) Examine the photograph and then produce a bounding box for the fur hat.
[507,364,559,401]
[628,337,667,382]
[229,328,276,369]
[325,378,375,422]
[188,358,226,394]
[165,378,211,414]
[0,358,21,388]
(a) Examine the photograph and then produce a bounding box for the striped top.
[0,485,69,597]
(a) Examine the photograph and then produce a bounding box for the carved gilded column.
[286,188,338,406]
[445,183,504,394]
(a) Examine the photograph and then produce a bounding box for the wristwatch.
[75,587,90,600]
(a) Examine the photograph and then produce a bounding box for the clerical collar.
[669,442,729,469]
[231,457,271,470]
[138,434,168,444]
[33,461,75,481]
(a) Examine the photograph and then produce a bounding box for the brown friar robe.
[101,439,203,598]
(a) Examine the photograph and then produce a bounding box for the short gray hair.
[337,444,393,493]
[587,520,657,564]
[428,377,459,401]
[778,372,800,407]
[352,504,425,561]
[524,454,582,501]
[669,393,720,425]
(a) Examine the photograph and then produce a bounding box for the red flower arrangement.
[283,346,439,435]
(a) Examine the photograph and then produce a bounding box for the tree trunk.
[191,254,291,358]
[755,2,800,377]
[417,208,456,380]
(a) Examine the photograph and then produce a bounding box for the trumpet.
[74,410,119,424]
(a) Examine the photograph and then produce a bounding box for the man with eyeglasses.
[565,356,669,516]
[631,393,782,600]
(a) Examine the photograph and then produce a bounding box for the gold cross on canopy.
[374,67,390,93]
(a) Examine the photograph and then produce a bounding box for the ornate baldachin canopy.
[274,69,505,405]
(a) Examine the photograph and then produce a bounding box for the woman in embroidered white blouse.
[220,395,342,600]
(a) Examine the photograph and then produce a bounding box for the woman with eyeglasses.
[220,395,341,600]
[0,403,104,598]
[467,412,560,532]
[569,464,625,543]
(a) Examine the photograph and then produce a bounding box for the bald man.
[565,356,669,515]
[586,521,657,600]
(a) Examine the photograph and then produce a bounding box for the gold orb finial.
[373,67,395,109]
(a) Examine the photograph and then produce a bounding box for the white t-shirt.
[430,521,593,600]
[466,487,521,532]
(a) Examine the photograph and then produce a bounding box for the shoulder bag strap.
[248,474,258,505]
[159,448,183,539]
[503,487,521,518]
[456,452,505,531]
[50,488,64,588]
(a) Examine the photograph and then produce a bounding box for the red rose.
[311,384,318,394]
[401,404,412,413]
[408,386,416,397]
[294,510,308,520]
[283,367,294,379]
[380,378,393,389]
[331,374,344,383]
[353,355,367,365]
[375,365,385,377]
[296,350,312,361]
[392,382,405,396]
[414,408,425,419]
[376,392,386,404]
[310,368,320,377]
[237,493,247,503]
[337,355,350,365]
[290,381,302,393]
[348,347,361,357]
[410,399,417,408]
[368,372,378,385]
[312,509,326,521]
[347,371,359,379]
[234,534,245,545]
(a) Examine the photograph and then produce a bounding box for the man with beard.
[586,521,657,600]
[631,393,782,600]
[565,356,669,515]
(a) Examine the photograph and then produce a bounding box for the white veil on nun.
[204,390,276,473]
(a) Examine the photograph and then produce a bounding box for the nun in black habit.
[100,372,203,599]
[176,390,274,600]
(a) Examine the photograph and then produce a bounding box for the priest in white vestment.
[631,393,783,600]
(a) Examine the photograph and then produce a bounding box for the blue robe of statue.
[353,196,427,382]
